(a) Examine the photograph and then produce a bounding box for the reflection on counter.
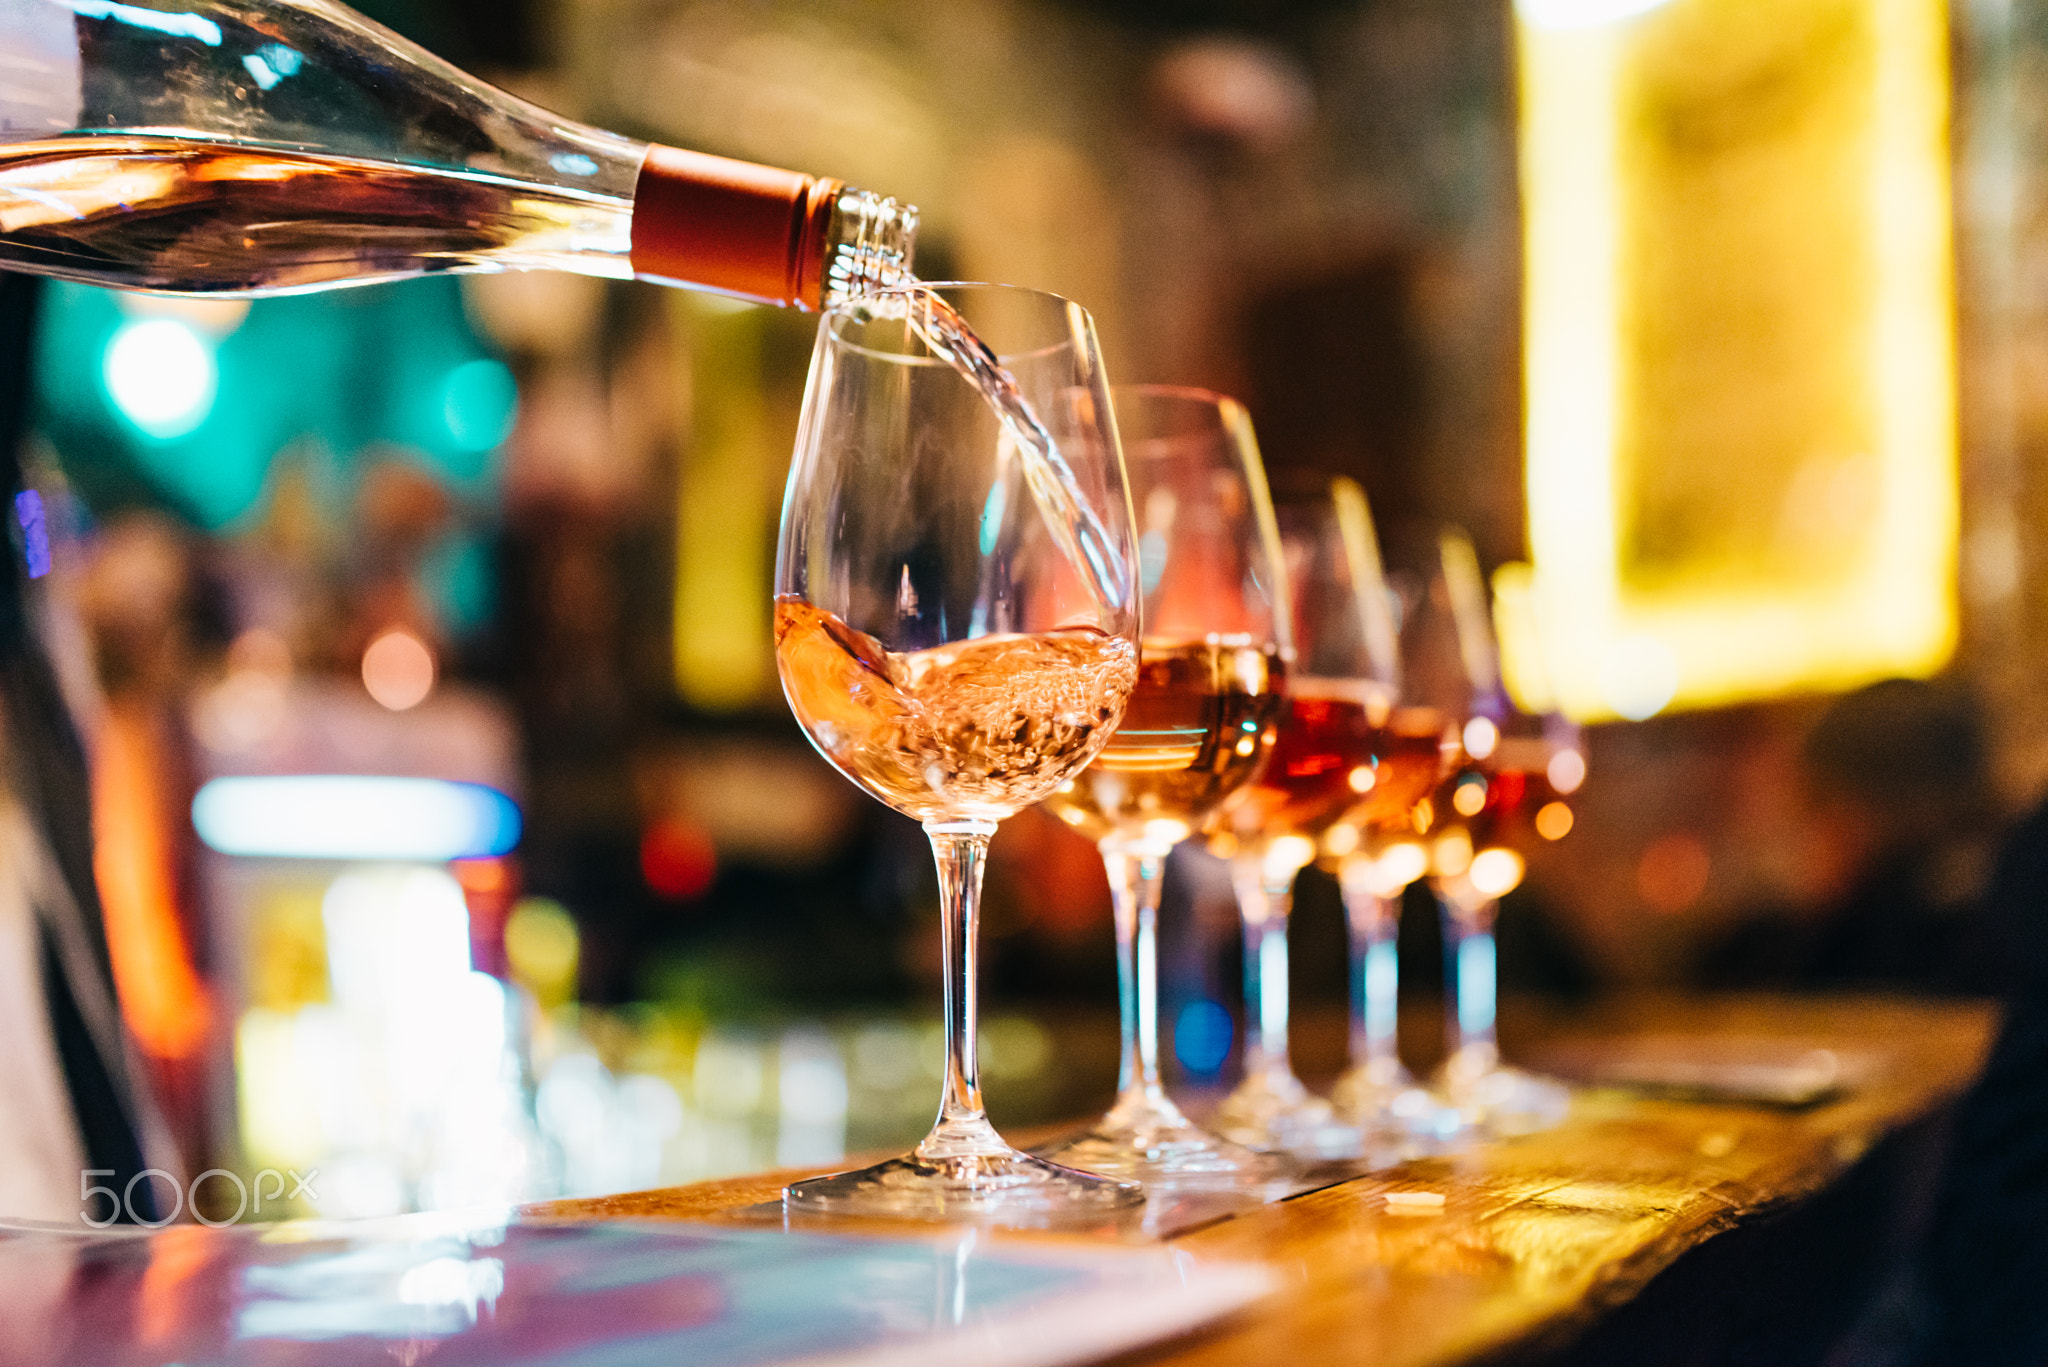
[223,858,1092,1216]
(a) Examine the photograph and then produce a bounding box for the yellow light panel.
[1518,0,1956,722]
[673,296,785,711]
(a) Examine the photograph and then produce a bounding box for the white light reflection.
[397,1255,504,1321]
[236,1224,509,1342]
[67,0,222,44]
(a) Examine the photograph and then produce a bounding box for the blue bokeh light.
[1174,998,1235,1077]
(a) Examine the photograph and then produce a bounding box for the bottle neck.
[819,185,917,306]
[627,144,915,310]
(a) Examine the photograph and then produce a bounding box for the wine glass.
[1034,385,1291,1186]
[1414,529,1575,1137]
[1211,477,1399,1158]
[1323,682,1460,1143]
[774,284,1144,1221]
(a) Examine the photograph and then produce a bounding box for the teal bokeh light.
[33,276,514,530]
[440,359,518,457]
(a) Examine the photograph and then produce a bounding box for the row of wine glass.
[772,283,1581,1224]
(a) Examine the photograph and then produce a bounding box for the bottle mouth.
[820,188,918,306]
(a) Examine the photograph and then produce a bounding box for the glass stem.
[1441,887,1499,1072]
[920,819,1005,1159]
[1232,855,1295,1084]
[1104,840,1168,1103]
[1342,881,1401,1076]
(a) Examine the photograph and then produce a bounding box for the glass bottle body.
[0,0,912,304]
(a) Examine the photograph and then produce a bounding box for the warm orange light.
[1452,778,1488,817]
[362,629,435,710]
[1637,832,1711,913]
[1321,822,1362,860]
[138,1224,214,1345]
[1468,847,1526,899]
[1432,829,1474,877]
[1373,841,1430,892]
[1535,801,1575,840]
[92,703,211,1060]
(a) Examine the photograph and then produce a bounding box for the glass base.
[1330,1058,1461,1149]
[1438,1048,1572,1139]
[1213,1069,1362,1159]
[784,1147,1142,1225]
[1035,1090,1279,1186]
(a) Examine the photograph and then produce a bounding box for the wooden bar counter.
[526,996,1996,1367]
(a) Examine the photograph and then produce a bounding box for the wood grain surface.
[522,995,1995,1367]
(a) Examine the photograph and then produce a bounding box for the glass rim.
[1110,381,1245,414]
[822,281,1092,367]
[1112,383,1258,455]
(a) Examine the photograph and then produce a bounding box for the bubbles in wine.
[774,596,1135,822]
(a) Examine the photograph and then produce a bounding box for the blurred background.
[11,0,2045,1215]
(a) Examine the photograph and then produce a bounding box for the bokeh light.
[1517,0,1677,29]
[1432,829,1474,877]
[1637,833,1712,913]
[504,897,580,1010]
[1173,999,1234,1076]
[363,630,436,711]
[1600,634,1680,721]
[1375,841,1430,892]
[192,776,520,861]
[1452,775,1489,817]
[1468,848,1526,899]
[440,358,518,453]
[1547,748,1587,794]
[104,318,216,439]
[640,818,718,900]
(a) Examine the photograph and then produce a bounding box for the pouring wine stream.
[884,286,1133,621]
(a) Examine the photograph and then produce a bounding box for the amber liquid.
[774,596,1135,823]
[1349,707,1455,834]
[1431,737,1577,849]
[0,134,630,293]
[1040,638,1284,845]
[1227,681,1391,842]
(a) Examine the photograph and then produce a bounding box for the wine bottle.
[0,0,915,306]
